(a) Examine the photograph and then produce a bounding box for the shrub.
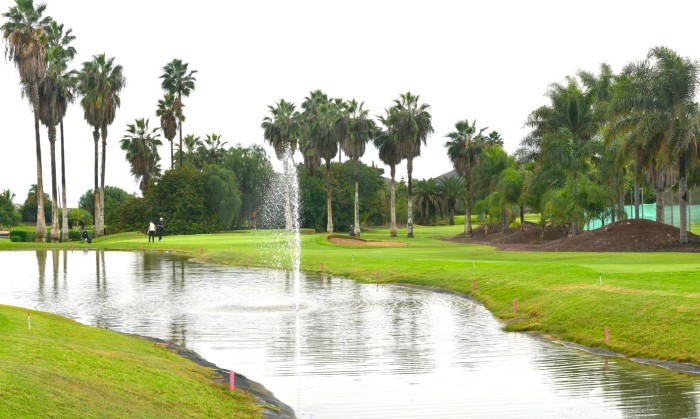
[68,230,82,241]
[9,228,35,242]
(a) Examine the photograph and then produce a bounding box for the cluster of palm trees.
[263,91,433,238]
[120,59,198,195]
[2,0,202,242]
[2,0,124,241]
[516,47,700,243]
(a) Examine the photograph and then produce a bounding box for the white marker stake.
[599,273,602,286]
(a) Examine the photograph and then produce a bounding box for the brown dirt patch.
[441,219,700,252]
[328,236,407,247]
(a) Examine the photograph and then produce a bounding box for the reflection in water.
[1,250,699,418]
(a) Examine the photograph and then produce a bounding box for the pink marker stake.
[513,299,518,314]
[605,327,609,345]
[229,370,235,392]
[376,271,379,282]
[472,279,476,290]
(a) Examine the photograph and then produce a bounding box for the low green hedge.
[9,228,34,242]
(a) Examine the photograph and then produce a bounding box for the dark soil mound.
[443,219,700,252]
[539,219,700,252]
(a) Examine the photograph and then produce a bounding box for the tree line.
[4,1,700,243]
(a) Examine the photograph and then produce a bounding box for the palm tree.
[609,47,700,242]
[120,118,162,195]
[262,99,300,159]
[384,92,433,238]
[160,59,197,167]
[300,90,341,233]
[445,119,486,237]
[2,0,51,242]
[374,120,403,237]
[438,176,465,225]
[201,133,228,165]
[339,99,375,238]
[178,134,203,167]
[261,99,300,230]
[39,20,75,242]
[156,92,178,169]
[413,178,443,225]
[77,53,126,237]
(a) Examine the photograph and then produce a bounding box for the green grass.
[2,223,700,368]
[0,305,260,417]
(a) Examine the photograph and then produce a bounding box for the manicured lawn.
[2,223,700,367]
[0,305,260,417]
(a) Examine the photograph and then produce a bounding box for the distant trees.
[0,190,20,228]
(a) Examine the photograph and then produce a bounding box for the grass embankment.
[2,221,700,368]
[0,305,260,417]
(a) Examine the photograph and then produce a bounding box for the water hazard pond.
[2,250,700,418]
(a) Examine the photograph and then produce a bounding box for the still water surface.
[1,250,700,418]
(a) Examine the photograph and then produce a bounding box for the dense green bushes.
[112,166,240,235]
[9,228,34,242]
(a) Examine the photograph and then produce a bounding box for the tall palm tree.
[156,92,178,169]
[262,99,300,230]
[339,99,375,238]
[300,90,341,233]
[160,58,197,167]
[39,20,75,242]
[2,0,51,242]
[77,53,126,237]
[384,92,433,238]
[262,99,300,160]
[120,118,162,195]
[445,119,486,237]
[374,120,403,237]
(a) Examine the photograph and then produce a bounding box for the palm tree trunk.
[92,127,101,238]
[32,84,46,242]
[502,208,507,232]
[520,205,525,230]
[464,177,472,237]
[390,164,397,237]
[679,155,688,244]
[170,138,174,169]
[634,157,640,219]
[60,120,68,241]
[48,125,60,243]
[178,93,183,168]
[407,157,414,238]
[618,187,626,221]
[655,189,665,223]
[98,124,108,237]
[353,157,360,238]
[325,160,333,233]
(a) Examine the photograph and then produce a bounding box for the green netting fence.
[584,188,700,231]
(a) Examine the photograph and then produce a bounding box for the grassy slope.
[0,305,260,417]
[2,221,700,367]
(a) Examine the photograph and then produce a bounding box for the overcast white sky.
[2,0,699,206]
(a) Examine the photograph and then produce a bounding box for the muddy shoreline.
[133,334,295,418]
